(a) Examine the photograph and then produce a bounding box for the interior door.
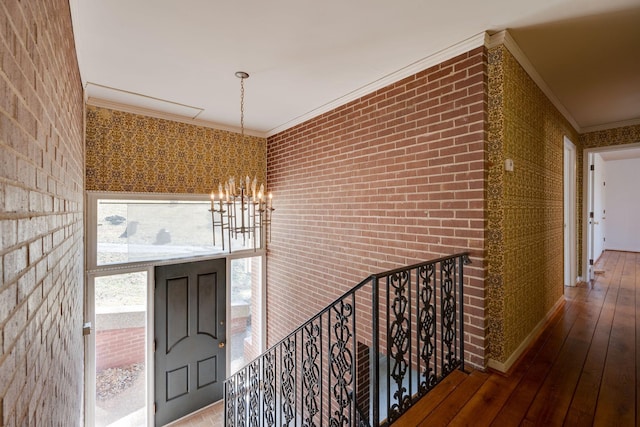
[592,154,606,264]
[154,259,226,426]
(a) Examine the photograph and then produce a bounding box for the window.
[229,256,263,374]
[88,193,262,268]
[93,272,148,426]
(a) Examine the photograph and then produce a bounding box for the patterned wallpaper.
[580,124,640,149]
[487,45,579,364]
[85,106,266,193]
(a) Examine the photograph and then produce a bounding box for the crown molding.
[580,116,640,134]
[266,32,488,137]
[487,30,582,133]
[86,97,268,138]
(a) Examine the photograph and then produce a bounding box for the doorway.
[154,259,226,426]
[583,143,640,280]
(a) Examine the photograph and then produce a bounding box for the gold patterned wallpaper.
[85,106,266,193]
[487,45,579,364]
[580,124,640,149]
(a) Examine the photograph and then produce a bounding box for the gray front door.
[154,259,226,426]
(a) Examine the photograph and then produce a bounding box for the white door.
[587,153,606,278]
[592,154,606,264]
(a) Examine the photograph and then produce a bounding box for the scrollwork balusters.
[329,300,354,427]
[418,263,437,394]
[281,337,296,425]
[263,350,276,426]
[302,322,321,427]
[388,271,411,422]
[441,257,457,374]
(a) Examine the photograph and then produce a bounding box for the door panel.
[593,154,605,263]
[155,259,226,426]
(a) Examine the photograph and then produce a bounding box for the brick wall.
[0,0,84,425]
[95,328,145,371]
[266,47,488,368]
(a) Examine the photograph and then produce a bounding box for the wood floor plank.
[592,252,636,426]
[522,296,603,425]
[417,370,489,427]
[564,269,618,425]
[391,369,468,427]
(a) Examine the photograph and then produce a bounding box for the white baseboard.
[487,296,565,373]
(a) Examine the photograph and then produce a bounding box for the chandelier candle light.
[209,72,274,252]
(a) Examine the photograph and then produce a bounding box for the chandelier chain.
[240,76,245,140]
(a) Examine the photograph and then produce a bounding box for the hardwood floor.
[396,250,639,426]
[167,250,638,426]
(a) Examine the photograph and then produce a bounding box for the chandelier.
[209,72,274,252]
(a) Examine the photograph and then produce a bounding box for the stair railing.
[225,252,471,426]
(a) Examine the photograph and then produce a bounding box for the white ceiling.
[70,0,640,137]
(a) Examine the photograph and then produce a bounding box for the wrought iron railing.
[225,252,471,426]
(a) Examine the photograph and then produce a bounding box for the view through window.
[94,272,147,427]
[230,256,262,374]
[96,199,261,266]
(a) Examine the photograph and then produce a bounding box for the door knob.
[219,342,225,348]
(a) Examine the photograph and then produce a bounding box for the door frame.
[563,137,577,286]
[582,142,640,280]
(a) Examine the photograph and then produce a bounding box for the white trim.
[486,30,581,133]
[485,30,506,49]
[487,296,565,373]
[225,257,232,377]
[83,273,96,427]
[564,136,577,286]
[86,97,267,138]
[265,32,488,137]
[146,266,155,427]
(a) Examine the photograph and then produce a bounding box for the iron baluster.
[329,299,353,426]
[236,368,247,427]
[371,276,379,427]
[281,336,296,425]
[263,349,276,427]
[226,376,236,427]
[248,361,260,427]
[302,321,321,427]
[441,257,457,374]
[388,270,411,422]
[417,263,437,395]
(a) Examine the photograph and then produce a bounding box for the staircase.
[224,252,471,426]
